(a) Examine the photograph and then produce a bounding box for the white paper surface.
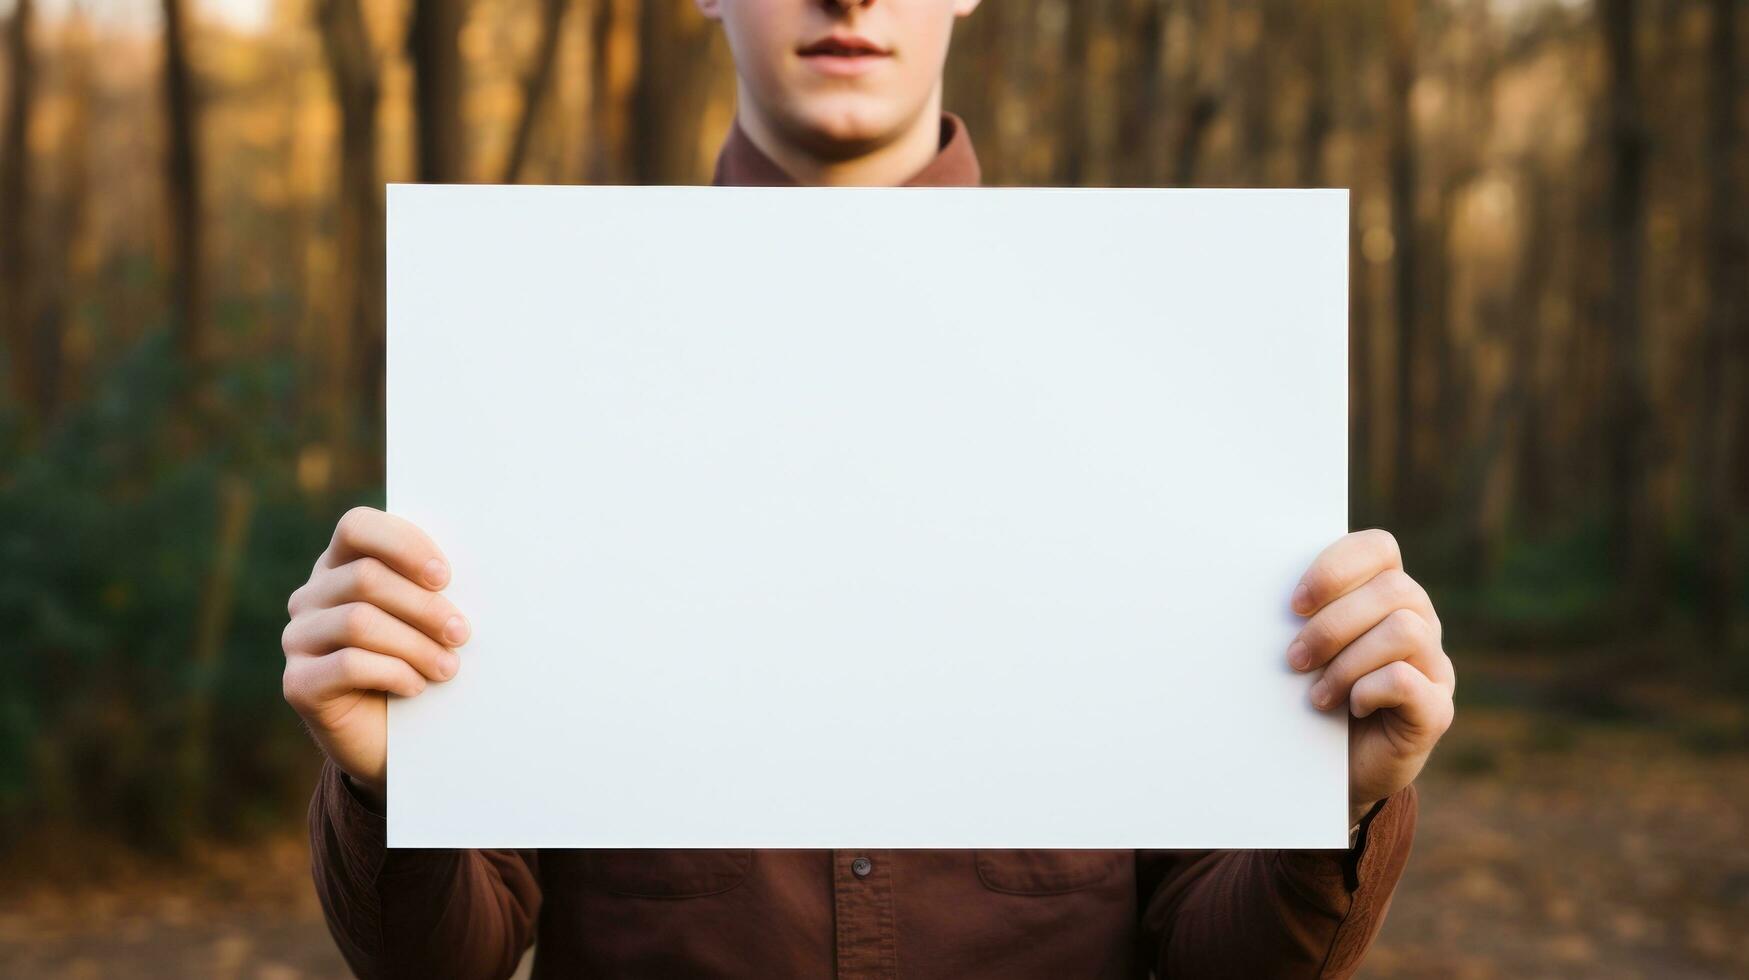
[386,184,1349,849]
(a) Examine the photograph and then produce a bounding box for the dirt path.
[0,833,349,979]
[4,684,1745,978]
[1367,705,1749,979]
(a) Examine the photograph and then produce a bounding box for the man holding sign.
[282,0,1455,976]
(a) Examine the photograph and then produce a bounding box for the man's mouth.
[798,33,892,61]
[801,33,895,74]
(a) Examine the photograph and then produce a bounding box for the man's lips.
[797,33,891,76]
[798,33,890,57]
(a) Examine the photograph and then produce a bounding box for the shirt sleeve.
[1136,783,1418,979]
[307,758,543,980]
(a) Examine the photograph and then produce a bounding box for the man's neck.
[732,88,947,187]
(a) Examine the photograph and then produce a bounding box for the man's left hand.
[1287,529,1456,827]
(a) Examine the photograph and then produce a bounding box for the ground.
[3,654,1746,979]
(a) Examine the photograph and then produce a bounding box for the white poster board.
[386,185,1350,849]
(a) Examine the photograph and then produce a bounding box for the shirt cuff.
[1341,792,1399,892]
[1273,784,1418,895]
[310,757,389,886]
[340,770,388,818]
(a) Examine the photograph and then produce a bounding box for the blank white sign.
[386,184,1349,850]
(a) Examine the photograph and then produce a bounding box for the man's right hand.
[282,506,469,806]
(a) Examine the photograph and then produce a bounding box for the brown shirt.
[308,112,1418,979]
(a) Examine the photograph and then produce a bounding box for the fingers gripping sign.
[282,506,470,804]
[1286,529,1456,826]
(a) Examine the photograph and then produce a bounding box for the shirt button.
[851,856,873,878]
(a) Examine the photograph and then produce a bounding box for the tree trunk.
[1295,0,1332,189]
[317,0,385,453]
[408,0,467,183]
[1471,167,1553,583]
[43,12,93,420]
[1057,0,1095,185]
[1513,166,1554,522]
[584,0,636,183]
[160,0,206,385]
[1,0,35,437]
[1696,0,1743,649]
[1599,0,1659,612]
[1170,0,1224,187]
[1117,0,1166,186]
[502,0,569,183]
[1385,0,1419,521]
[629,0,716,183]
[1239,0,1278,185]
[176,476,255,836]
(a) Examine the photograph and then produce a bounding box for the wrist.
[1348,797,1381,830]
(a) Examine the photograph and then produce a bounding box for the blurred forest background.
[1,0,1746,976]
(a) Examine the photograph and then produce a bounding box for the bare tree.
[584,0,636,183]
[317,0,385,434]
[160,0,206,383]
[176,474,255,835]
[629,0,718,183]
[1696,0,1743,648]
[502,0,570,183]
[1599,0,1659,608]
[38,5,94,419]
[1294,0,1334,188]
[2,0,36,435]
[1386,0,1419,519]
[1238,0,1280,185]
[1426,3,1502,524]
[1117,0,1168,186]
[1057,0,1096,185]
[408,0,468,182]
[1169,0,1225,187]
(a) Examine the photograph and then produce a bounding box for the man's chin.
[782,100,914,161]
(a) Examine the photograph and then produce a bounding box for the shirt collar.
[710,111,982,188]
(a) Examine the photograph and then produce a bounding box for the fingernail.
[424,558,449,588]
[444,615,470,646]
[1287,639,1310,670]
[438,651,460,679]
[1309,680,1330,707]
[1291,582,1311,614]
